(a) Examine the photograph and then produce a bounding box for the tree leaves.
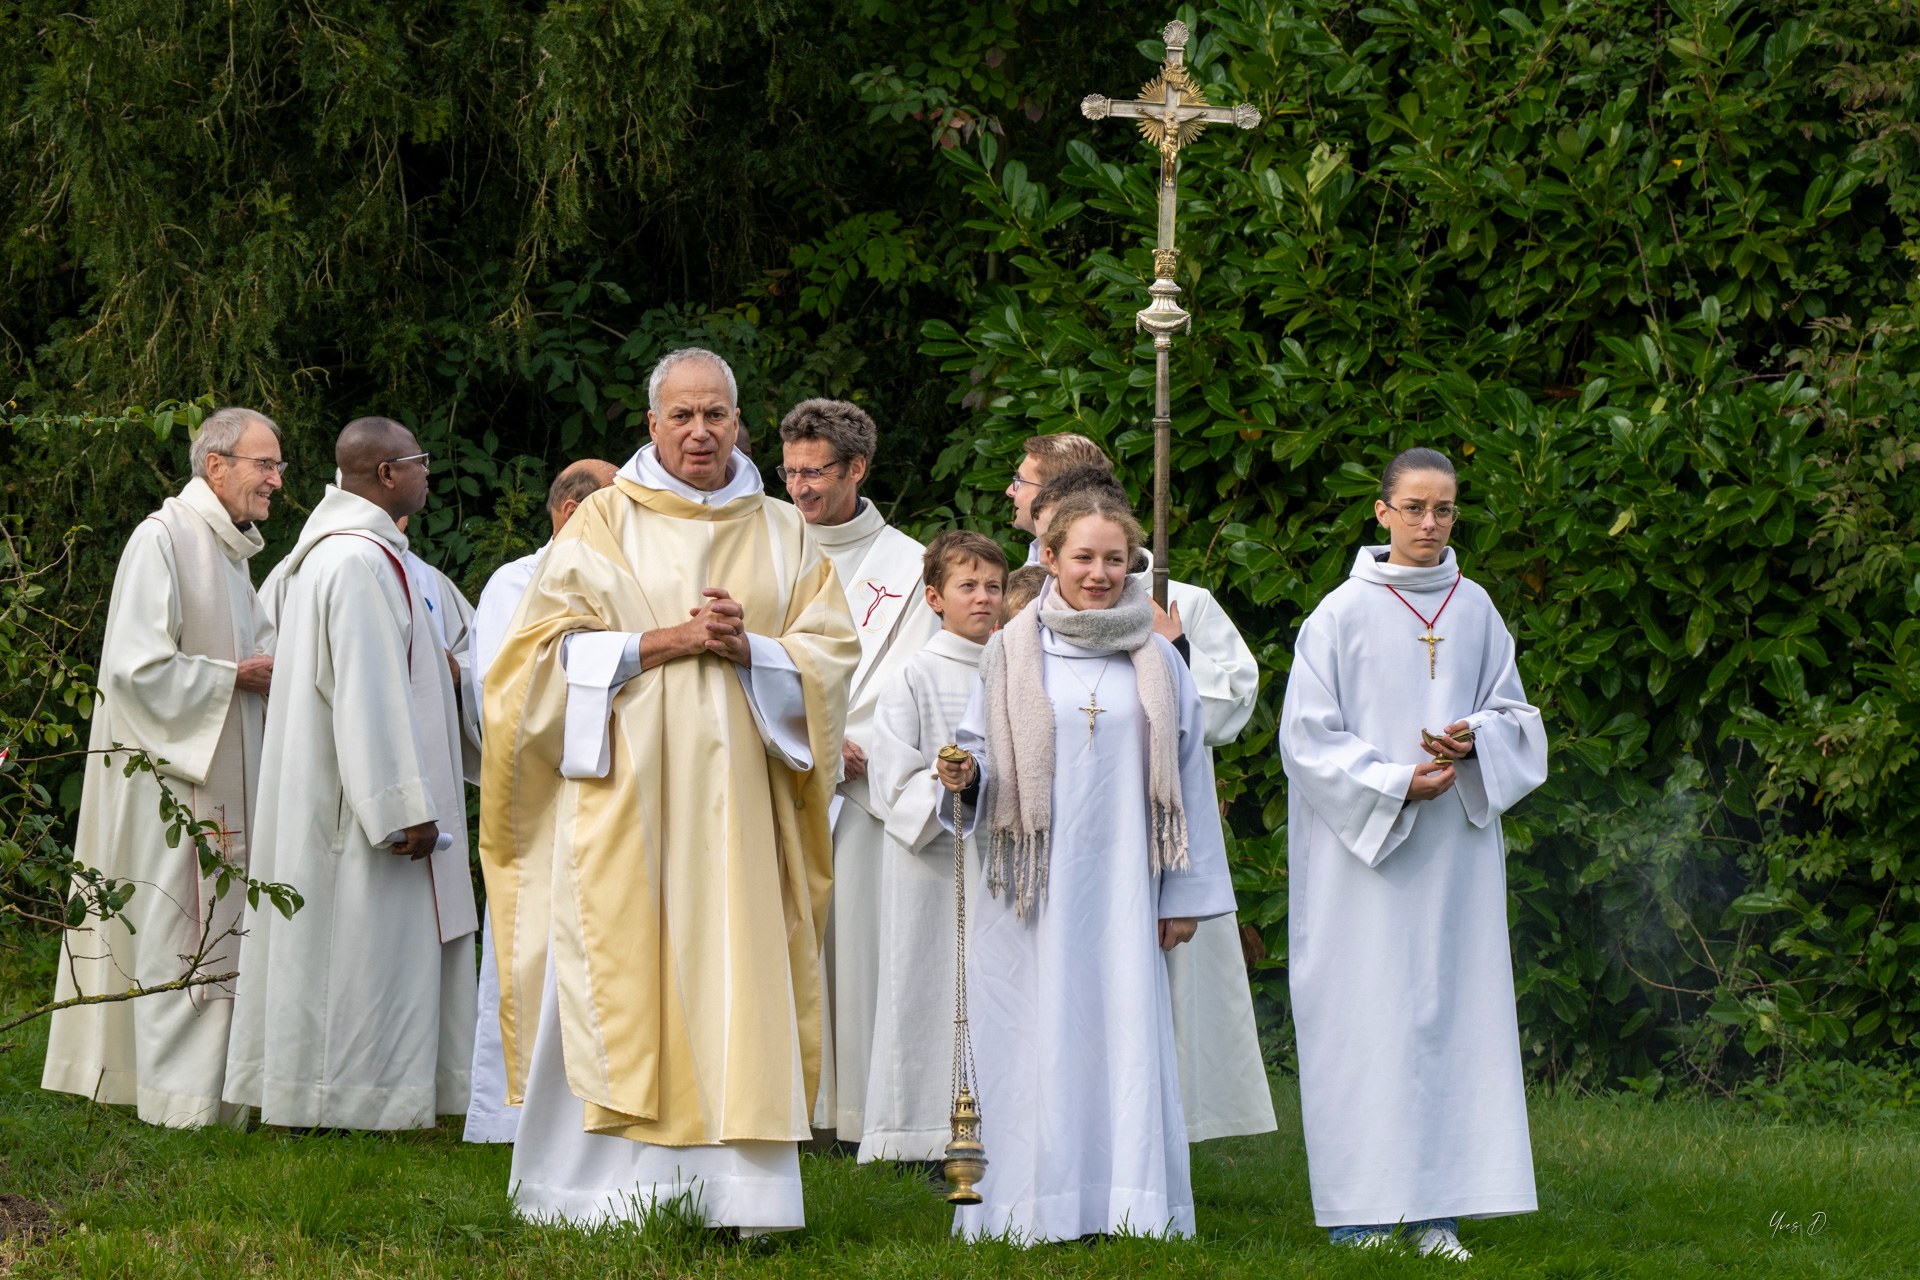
[926,0,1920,1086]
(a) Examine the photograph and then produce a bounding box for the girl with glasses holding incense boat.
[1278,447,1549,1260]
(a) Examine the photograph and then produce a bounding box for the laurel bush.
[924,0,1920,1089]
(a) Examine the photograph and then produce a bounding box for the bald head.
[547,458,618,536]
[336,416,430,522]
[337,417,413,479]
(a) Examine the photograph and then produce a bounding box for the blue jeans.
[1330,1217,1459,1245]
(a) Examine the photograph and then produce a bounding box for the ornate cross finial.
[1077,19,1265,608]
[1081,21,1260,170]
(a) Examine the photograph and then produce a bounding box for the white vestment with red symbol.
[806,499,937,1138]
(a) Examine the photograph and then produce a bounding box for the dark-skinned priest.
[481,347,859,1232]
[224,418,479,1130]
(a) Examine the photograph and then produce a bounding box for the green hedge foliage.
[922,0,1920,1088]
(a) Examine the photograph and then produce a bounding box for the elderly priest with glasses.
[42,408,283,1129]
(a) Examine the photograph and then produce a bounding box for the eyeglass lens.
[1395,504,1456,522]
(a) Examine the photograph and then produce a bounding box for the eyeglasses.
[775,463,844,484]
[217,452,289,476]
[384,452,432,470]
[1008,474,1042,491]
[1384,502,1458,526]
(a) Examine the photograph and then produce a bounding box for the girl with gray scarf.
[933,488,1237,1245]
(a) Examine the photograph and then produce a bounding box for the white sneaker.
[1416,1227,1472,1260]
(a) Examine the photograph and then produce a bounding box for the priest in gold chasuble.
[481,348,858,1231]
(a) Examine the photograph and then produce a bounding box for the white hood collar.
[618,444,762,506]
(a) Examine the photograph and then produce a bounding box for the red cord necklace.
[1383,574,1461,679]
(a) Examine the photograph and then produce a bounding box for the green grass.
[2,974,1915,1277]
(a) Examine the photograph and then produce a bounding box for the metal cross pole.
[1082,19,1260,607]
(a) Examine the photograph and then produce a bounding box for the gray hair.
[647,348,738,414]
[778,398,878,465]
[190,407,281,479]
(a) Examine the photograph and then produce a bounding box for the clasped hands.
[647,587,752,667]
[1406,719,1473,802]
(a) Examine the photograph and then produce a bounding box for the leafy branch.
[0,745,304,1048]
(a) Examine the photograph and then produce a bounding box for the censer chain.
[950,781,978,1103]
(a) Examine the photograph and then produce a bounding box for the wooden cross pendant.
[1417,628,1443,679]
[1079,694,1106,747]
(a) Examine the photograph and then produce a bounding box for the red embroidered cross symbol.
[861,582,902,628]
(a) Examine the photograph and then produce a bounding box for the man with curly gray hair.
[777,398,937,1150]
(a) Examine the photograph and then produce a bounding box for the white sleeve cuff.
[735,634,813,771]
[559,632,643,779]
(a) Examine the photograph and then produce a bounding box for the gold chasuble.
[481,476,857,1146]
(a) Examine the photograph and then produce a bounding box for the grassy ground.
[2,976,1914,1278]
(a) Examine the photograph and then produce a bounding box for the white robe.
[471,548,545,687]
[461,546,544,1144]
[224,487,479,1130]
[404,548,483,779]
[1145,557,1276,1143]
[507,447,820,1232]
[1030,543,1275,1142]
[809,500,937,1138]
[402,548,495,1140]
[40,479,269,1128]
[947,627,1236,1243]
[1279,546,1548,1226]
[855,628,984,1162]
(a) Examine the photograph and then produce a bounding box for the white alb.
[1280,546,1547,1227]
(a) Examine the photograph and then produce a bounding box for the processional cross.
[1082,20,1262,607]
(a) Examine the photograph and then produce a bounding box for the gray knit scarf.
[976,574,1189,918]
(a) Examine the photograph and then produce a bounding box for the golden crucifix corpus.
[1082,19,1261,607]
[1418,628,1443,678]
[1078,695,1105,745]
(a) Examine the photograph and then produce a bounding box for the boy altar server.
[857,531,1007,1163]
